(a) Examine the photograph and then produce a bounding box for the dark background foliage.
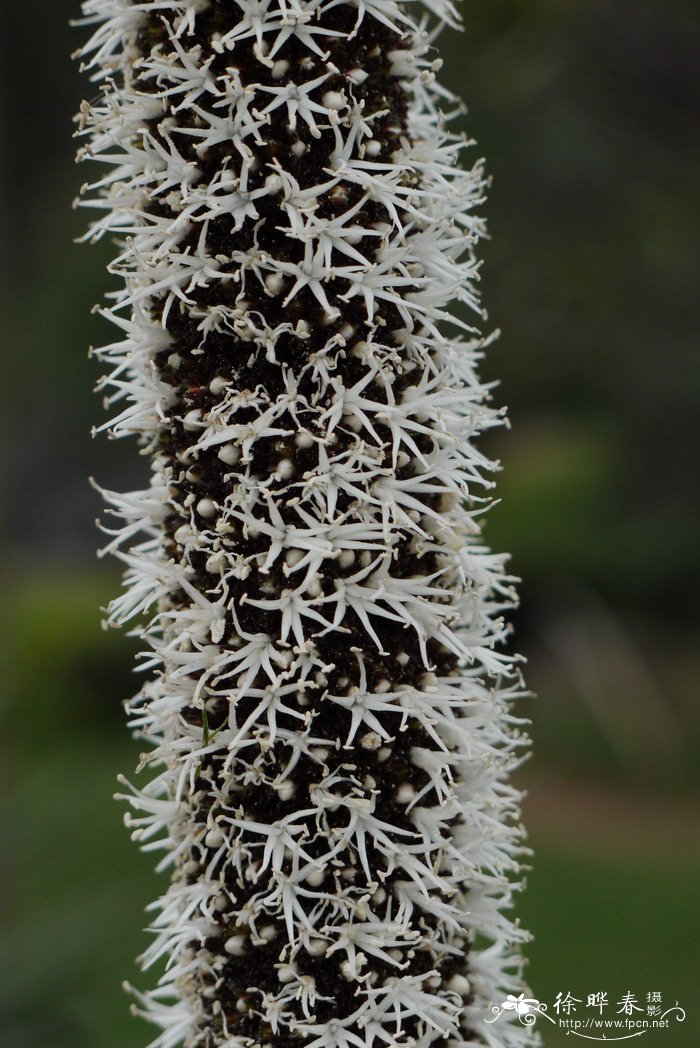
[1,1,698,1045]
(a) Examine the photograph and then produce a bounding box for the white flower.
[77,0,537,1046]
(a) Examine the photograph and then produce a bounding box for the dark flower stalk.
[76,0,535,1045]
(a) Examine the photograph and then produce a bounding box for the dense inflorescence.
[76,0,536,1046]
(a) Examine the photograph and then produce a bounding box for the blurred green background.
[1,0,699,1045]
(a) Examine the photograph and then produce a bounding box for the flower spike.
[76,1,537,1046]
